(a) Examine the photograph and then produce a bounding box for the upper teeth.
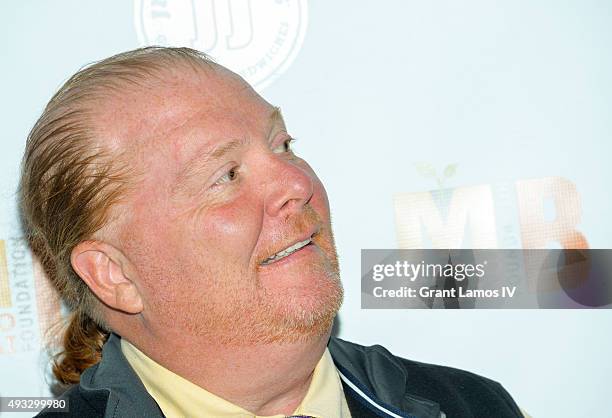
[262,238,312,265]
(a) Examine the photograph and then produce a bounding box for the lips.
[259,228,319,266]
[260,237,312,265]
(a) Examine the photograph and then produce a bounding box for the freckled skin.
[98,64,342,344]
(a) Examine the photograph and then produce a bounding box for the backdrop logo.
[394,176,588,250]
[135,0,308,91]
[0,241,10,309]
[394,176,590,300]
[0,237,61,355]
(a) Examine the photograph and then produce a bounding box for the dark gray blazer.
[37,333,523,417]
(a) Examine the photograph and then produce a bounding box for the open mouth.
[260,236,313,266]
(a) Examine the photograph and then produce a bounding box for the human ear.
[71,240,143,314]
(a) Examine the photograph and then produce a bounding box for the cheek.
[191,197,264,263]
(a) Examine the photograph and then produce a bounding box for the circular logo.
[134,0,308,91]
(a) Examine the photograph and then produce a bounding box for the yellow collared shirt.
[121,339,352,418]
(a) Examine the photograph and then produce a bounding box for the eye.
[214,166,239,186]
[272,137,296,154]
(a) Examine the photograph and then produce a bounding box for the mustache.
[257,205,322,263]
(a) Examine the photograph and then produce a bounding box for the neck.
[125,326,331,416]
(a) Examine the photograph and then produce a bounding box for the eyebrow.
[269,106,283,132]
[175,107,284,190]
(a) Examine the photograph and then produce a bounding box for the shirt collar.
[121,339,349,418]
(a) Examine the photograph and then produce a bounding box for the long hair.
[19,46,212,386]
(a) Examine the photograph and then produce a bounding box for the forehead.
[96,65,276,162]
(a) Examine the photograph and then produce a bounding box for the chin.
[267,281,343,342]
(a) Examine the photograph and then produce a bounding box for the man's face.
[100,65,342,344]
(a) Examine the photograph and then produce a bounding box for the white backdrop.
[2,1,612,417]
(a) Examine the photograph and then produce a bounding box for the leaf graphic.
[444,164,458,178]
[414,162,437,179]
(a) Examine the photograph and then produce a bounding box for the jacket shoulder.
[329,337,523,417]
[36,384,109,418]
[398,355,522,416]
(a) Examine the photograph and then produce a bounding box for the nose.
[264,160,314,218]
